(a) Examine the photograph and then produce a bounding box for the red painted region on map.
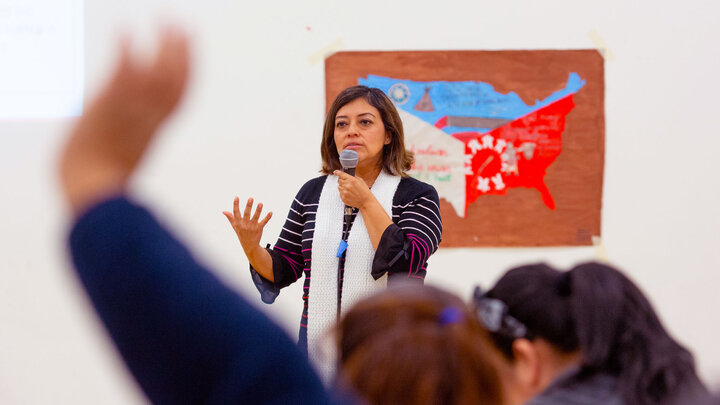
[448,94,576,214]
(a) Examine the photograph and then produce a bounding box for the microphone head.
[339,149,359,169]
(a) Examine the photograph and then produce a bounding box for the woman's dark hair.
[487,261,707,405]
[320,85,413,177]
[337,285,504,405]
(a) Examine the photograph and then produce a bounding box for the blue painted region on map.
[443,126,492,133]
[358,73,585,135]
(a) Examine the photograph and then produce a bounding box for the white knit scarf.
[307,170,400,383]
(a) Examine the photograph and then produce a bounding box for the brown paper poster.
[325,51,604,247]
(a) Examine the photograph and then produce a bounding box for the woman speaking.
[224,85,442,374]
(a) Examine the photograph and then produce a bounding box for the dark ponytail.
[488,261,707,405]
[568,262,707,404]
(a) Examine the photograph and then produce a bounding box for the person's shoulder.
[396,176,439,203]
[295,175,328,202]
[299,175,328,191]
[527,369,622,405]
[398,176,436,192]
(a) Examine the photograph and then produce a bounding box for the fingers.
[237,197,268,224]
[154,27,189,79]
[336,174,358,195]
[222,211,234,222]
[243,198,253,219]
[335,173,349,191]
[251,203,263,222]
[259,212,273,227]
[109,35,134,88]
[334,170,351,180]
[150,27,190,114]
[233,196,240,218]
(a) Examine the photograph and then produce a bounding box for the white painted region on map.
[399,110,467,217]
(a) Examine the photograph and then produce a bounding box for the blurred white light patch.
[0,0,83,119]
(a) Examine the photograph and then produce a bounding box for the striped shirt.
[250,175,442,350]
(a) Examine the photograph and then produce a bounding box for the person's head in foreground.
[475,261,708,405]
[321,85,413,178]
[337,284,505,405]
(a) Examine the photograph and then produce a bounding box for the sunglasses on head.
[472,286,529,340]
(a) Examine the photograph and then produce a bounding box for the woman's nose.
[347,121,360,136]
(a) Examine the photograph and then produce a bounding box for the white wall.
[1,0,719,403]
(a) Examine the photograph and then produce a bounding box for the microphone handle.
[342,167,356,215]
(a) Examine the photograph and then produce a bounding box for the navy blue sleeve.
[371,178,442,282]
[249,245,297,304]
[249,248,283,304]
[69,197,337,405]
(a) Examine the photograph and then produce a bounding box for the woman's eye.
[335,122,346,128]
[360,119,372,125]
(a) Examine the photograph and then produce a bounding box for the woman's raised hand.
[223,197,273,255]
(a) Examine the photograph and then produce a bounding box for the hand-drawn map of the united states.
[361,73,585,217]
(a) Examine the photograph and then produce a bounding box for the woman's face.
[334,97,390,169]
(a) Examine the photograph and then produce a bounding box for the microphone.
[337,149,359,319]
[338,149,358,217]
[339,149,358,177]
